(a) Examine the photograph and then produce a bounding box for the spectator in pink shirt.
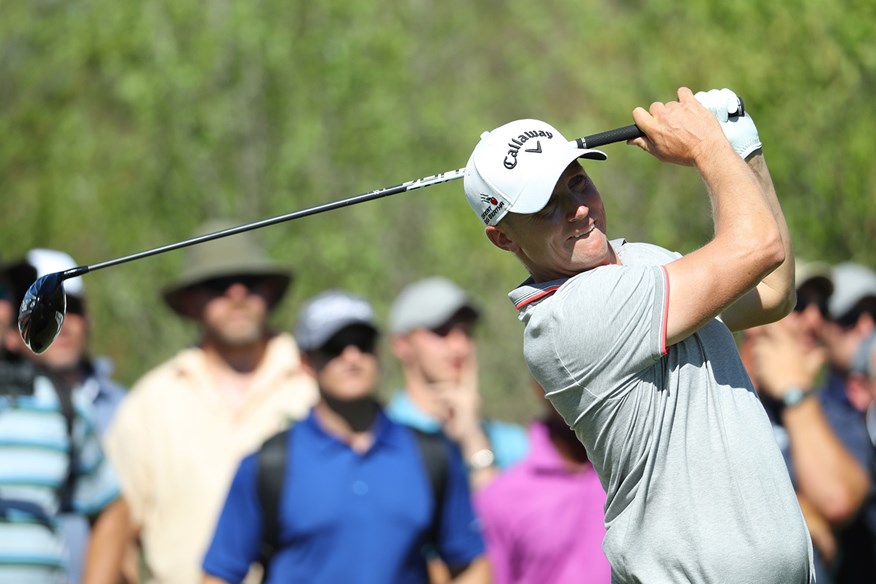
[474,381,610,583]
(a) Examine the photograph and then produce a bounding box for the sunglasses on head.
[317,326,378,359]
[198,275,266,295]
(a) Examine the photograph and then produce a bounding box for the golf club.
[18,98,745,354]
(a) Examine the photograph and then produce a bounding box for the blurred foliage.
[1,0,874,423]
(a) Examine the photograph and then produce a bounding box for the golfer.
[463,87,813,583]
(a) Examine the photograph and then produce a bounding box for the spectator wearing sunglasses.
[738,260,869,584]
[202,290,489,584]
[0,255,128,584]
[104,219,318,584]
[8,249,130,584]
[386,277,529,490]
[816,261,876,584]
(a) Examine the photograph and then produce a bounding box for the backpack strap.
[53,379,77,513]
[257,428,291,570]
[410,428,450,547]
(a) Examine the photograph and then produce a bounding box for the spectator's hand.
[694,88,762,159]
[752,318,826,399]
[432,353,483,444]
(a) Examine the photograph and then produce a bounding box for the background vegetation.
[2,0,874,422]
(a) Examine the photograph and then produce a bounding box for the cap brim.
[509,147,607,215]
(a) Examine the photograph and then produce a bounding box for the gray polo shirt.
[510,239,813,584]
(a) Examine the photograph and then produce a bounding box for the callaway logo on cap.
[463,119,607,226]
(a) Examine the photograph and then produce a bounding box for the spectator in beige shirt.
[105,220,318,584]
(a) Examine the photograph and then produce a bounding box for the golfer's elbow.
[735,223,785,279]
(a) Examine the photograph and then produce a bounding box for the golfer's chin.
[568,233,613,271]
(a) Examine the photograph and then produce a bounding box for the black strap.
[257,428,291,569]
[53,378,77,513]
[410,428,449,547]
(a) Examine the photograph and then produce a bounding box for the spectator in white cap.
[816,261,876,583]
[386,276,528,491]
[3,248,129,584]
[202,289,490,584]
[739,259,868,583]
[0,256,129,584]
[104,219,317,584]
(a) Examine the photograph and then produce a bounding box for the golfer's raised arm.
[630,88,789,346]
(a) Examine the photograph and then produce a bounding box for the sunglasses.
[197,275,267,295]
[793,292,830,318]
[66,295,86,316]
[834,300,876,329]
[317,326,378,359]
[430,319,476,339]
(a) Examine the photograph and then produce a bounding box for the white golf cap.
[26,248,85,298]
[294,289,377,352]
[463,119,606,226]
[828,262,876,322]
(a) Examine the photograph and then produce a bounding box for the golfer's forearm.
[698,146,784,273]
[745,153,795,315]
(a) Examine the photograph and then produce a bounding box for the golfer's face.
[501,161,612,281]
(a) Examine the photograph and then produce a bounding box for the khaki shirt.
[105,333,318,584]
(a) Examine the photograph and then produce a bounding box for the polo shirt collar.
[301,406,406,453]
[507,238,630,312]
[385,391,441,433]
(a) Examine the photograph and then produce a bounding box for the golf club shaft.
[58,123,646,282]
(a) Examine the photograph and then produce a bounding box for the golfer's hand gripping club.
[17,90,747,354]
[576,92,747,150]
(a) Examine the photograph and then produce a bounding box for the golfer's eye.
[569,174,586,191]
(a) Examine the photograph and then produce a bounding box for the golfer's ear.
[486,225,519,253]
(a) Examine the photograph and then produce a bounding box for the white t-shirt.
[509,239,814,584]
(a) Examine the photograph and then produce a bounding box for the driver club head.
[18,272,67,354]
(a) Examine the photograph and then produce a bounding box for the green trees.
[2,0,873,420]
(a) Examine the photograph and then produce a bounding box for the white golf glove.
[695,88,762,159]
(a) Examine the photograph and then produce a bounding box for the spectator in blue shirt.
[387,277,529,491]
[202,290,489,584]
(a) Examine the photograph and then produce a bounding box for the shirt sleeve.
[547,265,666,398]
[436,441,486,568]
[71,403,121,517]
[202,454,264,584]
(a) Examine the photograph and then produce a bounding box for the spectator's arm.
[82,497,132,584]
[202,576,231,584]
[753,319,869,525]
[449,556,491,583]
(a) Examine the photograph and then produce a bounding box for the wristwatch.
[781,386,810,409]
[468,448,496,471]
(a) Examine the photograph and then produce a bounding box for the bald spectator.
[105,220,318,584]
